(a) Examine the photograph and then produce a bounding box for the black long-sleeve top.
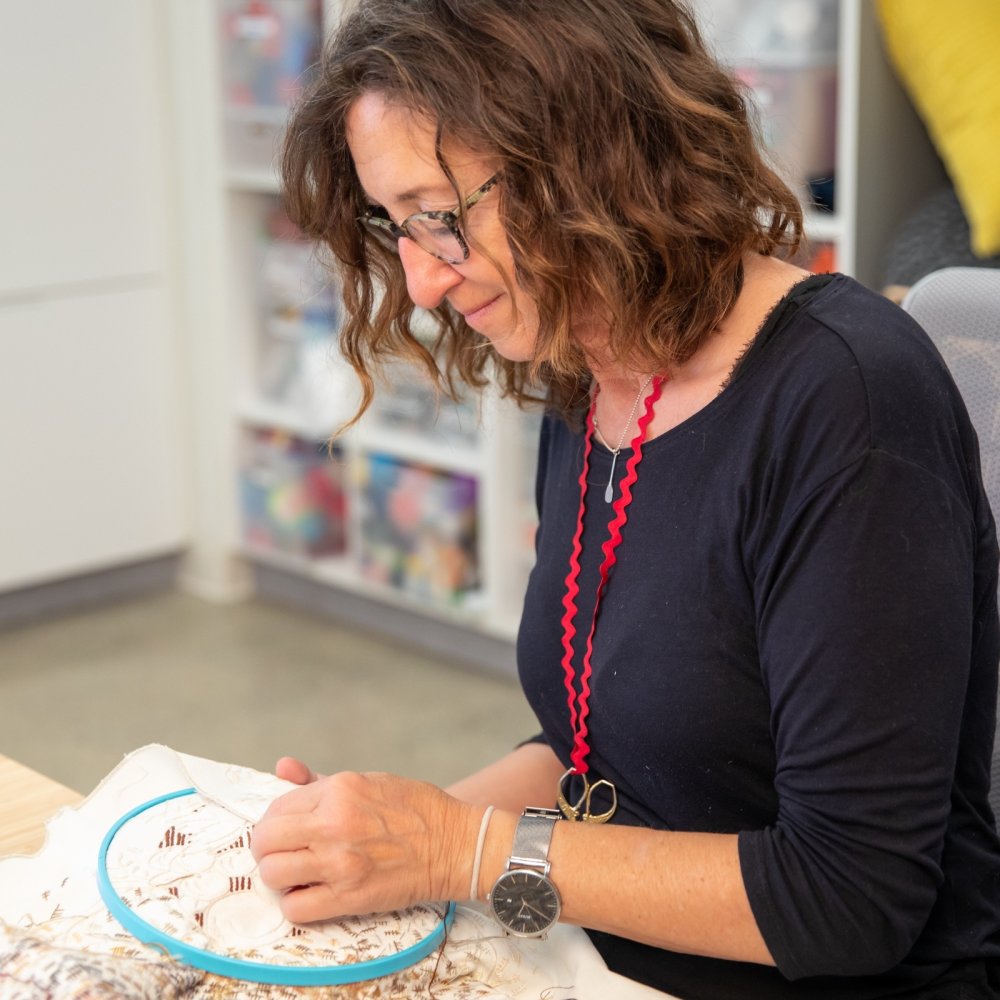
[516,274,1000,999]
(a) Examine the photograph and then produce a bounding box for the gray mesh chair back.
[902,266,1000,818]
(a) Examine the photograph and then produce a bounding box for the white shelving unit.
[164,0,945,669]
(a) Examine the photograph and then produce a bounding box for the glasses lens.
[406,215,466,264]
[360,218,401,254]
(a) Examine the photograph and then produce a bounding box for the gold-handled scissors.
[557,768,617,823]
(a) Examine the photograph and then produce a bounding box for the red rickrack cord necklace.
[556,374,664,823]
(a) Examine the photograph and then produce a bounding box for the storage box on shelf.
[358,358,486,476]
[368,361,482,450]
[252,202,347,433]
[240,427,347,560]
[698,0,840,271]
[218,0,323,173]
[702,0,838,192]
[355,452,480,609]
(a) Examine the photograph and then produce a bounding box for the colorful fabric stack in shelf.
[357,453,479,607]
[239,428,347,558]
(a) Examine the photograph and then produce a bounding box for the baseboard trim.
[0,554,183,630]
[252,562,518,678]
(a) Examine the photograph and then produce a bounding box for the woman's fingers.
[279,883,342,924]
[276,756,320,785]
[250,811,313,861]
[256,845,319,892]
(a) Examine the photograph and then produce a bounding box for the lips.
[459,295,502,322]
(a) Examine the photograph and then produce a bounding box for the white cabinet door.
[0,0,187,591]
[0,288,187,590]
[0,1,169,294]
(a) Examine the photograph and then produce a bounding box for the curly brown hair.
[281,0,803,424]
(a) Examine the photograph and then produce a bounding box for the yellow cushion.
[877,0,1000,258]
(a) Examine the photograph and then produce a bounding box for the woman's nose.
[398,237,463,310]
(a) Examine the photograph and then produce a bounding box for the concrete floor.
[0,591,539,795]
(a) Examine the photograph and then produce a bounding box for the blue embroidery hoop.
[97,787,456,986]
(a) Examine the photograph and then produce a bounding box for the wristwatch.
[487,806,562,938]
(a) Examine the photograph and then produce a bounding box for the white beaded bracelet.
[469,805,496,901]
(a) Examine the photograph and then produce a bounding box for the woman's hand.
[250,771,478,923]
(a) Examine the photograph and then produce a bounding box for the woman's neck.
[589,254,811,443]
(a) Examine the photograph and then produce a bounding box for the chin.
[491,344,535,363]
[482,329,537,364]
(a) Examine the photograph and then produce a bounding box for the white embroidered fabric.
[0,744,670,999]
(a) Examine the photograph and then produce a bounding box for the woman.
[249,0,1000,996]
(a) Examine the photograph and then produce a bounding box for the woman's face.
[346,92,540,362]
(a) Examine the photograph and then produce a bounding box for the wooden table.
[0,754,83,856]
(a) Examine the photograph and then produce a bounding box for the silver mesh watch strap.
[508,807,561,873]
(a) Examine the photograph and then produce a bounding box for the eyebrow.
[360,182,458,208]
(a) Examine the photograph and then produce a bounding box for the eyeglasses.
[358,174,500,265]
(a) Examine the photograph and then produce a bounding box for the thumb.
[275,756,321,785]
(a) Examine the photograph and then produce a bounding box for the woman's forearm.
[471,806,775,967]
[446,743,771,964]
[445,741,566,811]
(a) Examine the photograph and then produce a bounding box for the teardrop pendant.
[605,451,619,503]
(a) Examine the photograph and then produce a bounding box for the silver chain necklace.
[592,373,655,503]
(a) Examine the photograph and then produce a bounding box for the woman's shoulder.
[747,273,977,484]
[803,273,938,359]
[794,275,962,424]
[752,273,955,409]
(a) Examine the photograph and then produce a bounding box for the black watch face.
[490,869,560,937]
